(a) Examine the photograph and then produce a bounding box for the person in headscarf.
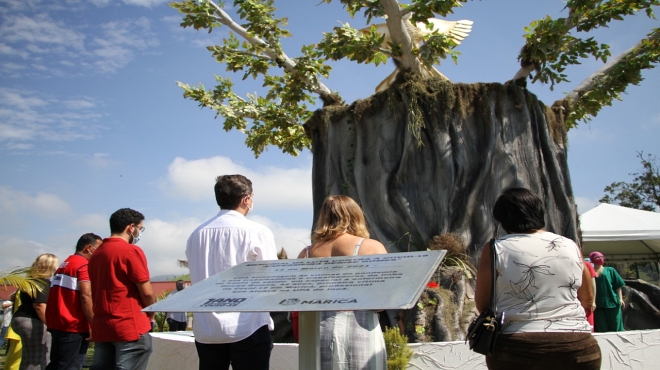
[589,251,626,332]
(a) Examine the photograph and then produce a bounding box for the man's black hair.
[109,208,145,234]
[175,280,185,290]
[214,175,253,210]
[493,188,546,233]
[75,233,102,252]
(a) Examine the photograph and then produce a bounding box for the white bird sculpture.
[362,16,474,92]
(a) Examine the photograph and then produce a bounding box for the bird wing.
[414,19,473,45]
[359,22,392,48]
[375,69,399,93]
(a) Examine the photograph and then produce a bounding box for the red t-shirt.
[46,254,91,333]
[89,237,151,342]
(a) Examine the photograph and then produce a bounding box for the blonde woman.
[298,195,388,370]
[11,253,58,370]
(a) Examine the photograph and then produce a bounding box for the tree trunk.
[304,79,578,259]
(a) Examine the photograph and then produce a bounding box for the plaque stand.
[143,251,446,370]
[298,311,320,369]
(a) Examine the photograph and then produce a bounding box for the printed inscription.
[199,298,246,307]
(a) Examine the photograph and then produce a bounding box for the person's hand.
[620,298,626,309]
[591,302,596,311]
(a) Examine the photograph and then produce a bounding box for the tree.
[1,267,47,297]
[170,0,660,343]
[600,152,660,211]
[170,0,659,156]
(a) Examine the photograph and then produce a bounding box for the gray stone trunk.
[304,80,578,259]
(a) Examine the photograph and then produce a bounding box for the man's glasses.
[134,225,145,232]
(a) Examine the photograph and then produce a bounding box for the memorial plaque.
[144,250,445,313]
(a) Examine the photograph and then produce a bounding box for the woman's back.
[495,231,591,333]
[303,234,387,258]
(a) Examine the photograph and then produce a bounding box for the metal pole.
[298,311,321,370]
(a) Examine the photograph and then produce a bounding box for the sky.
[1,0,658,279]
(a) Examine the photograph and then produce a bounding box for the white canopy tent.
[580,203,660,262]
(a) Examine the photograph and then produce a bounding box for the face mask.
[245,196,254,215]
[131,227,143,244]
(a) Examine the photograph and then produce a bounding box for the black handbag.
[466,238,504,355]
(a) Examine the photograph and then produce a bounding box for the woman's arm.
[475,242,493,313]
[34,303,47,324]
[591,277,597,310]
[577,262,594,311]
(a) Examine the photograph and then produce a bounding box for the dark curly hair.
[109,208,144,234]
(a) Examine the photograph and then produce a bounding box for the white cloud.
[248,215,311,259]
[85,153,117,169]
[0,88,103,147]
[0,185,72,218]
[138,217,200,277]
[0,13,85,50]
[90,17,159,73]
[0,11,159,76]
[121,0,170,8]
[159,156,313,210]
[0,237,54,270]
[575,196,600,214]
[71,213,108,231]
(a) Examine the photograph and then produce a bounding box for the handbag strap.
[489,238,497,312]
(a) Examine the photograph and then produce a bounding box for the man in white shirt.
[186,174,278,370]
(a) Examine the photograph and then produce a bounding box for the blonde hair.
[28,253,59,279]
[312,195,370,243]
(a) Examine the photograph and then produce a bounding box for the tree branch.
[565,30,660,103]
[381,0,422,73]
[206,0,334,100]
[560,28,660,126]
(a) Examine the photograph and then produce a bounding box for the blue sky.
[1,0,658,278]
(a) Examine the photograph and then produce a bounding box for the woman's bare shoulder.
[359,238,387,255]
[297,247,309,259]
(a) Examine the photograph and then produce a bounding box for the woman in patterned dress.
[298,195,388,370]
[475,188,601,370]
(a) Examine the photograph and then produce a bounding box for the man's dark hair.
[215,175,253,209]
[109,208,145,234]
[175,280,185,290]
[75,233,102,252]
[493,188,546,233]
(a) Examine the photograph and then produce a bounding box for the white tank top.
[493,231,591,333]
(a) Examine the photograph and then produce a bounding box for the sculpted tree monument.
[172,0,660,340]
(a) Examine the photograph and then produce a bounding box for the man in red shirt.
[88,208,156,370]
[46,233,102,370]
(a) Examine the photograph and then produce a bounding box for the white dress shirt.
[186,209,278,343]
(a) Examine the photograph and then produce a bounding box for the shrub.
[384,327,413,370]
